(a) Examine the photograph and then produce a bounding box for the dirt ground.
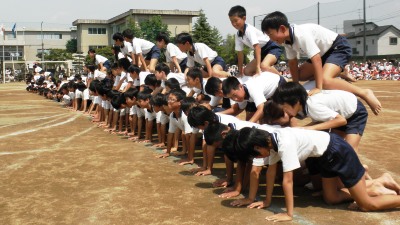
[0,81,399,225]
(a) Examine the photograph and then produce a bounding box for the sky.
[1,0,400,37]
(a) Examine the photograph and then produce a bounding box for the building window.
[352,48,359,55]
[390,37,397,45]
[356,40,361,45]
[88,28,107,35]
[372,39,374,45]
[88,45,107,50]
[36,34,63,40]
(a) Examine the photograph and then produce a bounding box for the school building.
[72,9,201,54]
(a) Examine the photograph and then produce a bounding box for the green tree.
[219,34,250,65]
[37,49,73,61]
[84,46,114,65]
[139,15,170,42]
[192,10,224,54]
[66,39,77,53]
[127,20,143,39]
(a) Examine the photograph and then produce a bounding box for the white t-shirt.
[83,89,90,100]
[283,24,338,60]
[139,71,152,86]
[94,70,106,81]
[268,127,330,172]
[168,111,198,134]
[161,72,187,89]
[237,72,281,109]
[165,43,187,63]
[132,38,155,55]
[235,23,269,51]
[75,89,83,99]
[187,43,218,67]
[121,41,134,56]
[95,54,108,65]
[306,90,358,122]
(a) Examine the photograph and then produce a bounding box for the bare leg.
[322,63,381,115]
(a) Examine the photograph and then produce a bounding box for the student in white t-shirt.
[273,82,369,153]
[261,11,381,116]
[156,32,187,73]
[222,72,285,123]
[112,33,136,65]
[176,32,231,78]
[88,49,110,72]
[228,5,282,76]
[123,29,161,73]
[154,63,189,94]
[232,127,400,222]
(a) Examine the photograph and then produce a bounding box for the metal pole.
[318,2,320,25]
[41,22,44,63]
[2,30,4,84]
[363,0,366,62]
[253,16,256,26]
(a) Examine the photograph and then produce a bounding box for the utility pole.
[363,0,366,62]
[41,21,44,63]
[318,2,320,25]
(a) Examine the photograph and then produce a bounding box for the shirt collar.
[285,25,295,46]
[238,24,248,38]
[271,132,279,152]
[243,84,250,100]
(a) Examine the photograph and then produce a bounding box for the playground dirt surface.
[0,81,399,225]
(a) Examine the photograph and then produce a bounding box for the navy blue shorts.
[179,57,188,72]
[103,60,111,70]
[144,45,161,61]
[335,100,368,135]
[306,35,352,71]
[318,133,365,188]
[203,56,227,72]
[260,40,283,64]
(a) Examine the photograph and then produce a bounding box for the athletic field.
[0,81,399,225]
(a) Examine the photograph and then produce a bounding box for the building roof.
[346,25,400,38]
[73,9,201,25]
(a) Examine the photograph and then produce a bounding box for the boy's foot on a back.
[364,89,382,115]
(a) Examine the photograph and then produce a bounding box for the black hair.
[235,127,272,161]
[111,62,119,70]
[88,80,99,92]
[150,93,167,107]
[112,45,122,61]
[205,77,222,96]
[155,63,170,75]
[187,105,217,128]
[87,65,96,73]
[122,29,134,39]
[144,74,161,87]
[112,32,124,42]
[95,82,111,97]
[156,32,170,44]
[118,58,131,71]
[271,82,308,116]
[181,97,196,114]
[127,64,141,75]
[88,49,96,54]
[222,129,240,162]
[75,75,82,81]
[169,88,186,102]
[111,93,124,110]
[175,32,193,45]
[76,82,87,92]
[123,87,139,101]
[222,76,241,95]
[263,100,285,125]
[165,78,181,91]
[187,67,203,82]
[137,86,153,101]
[228,5,246,17]
[261,11,290,32]
[204,122,228,145]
